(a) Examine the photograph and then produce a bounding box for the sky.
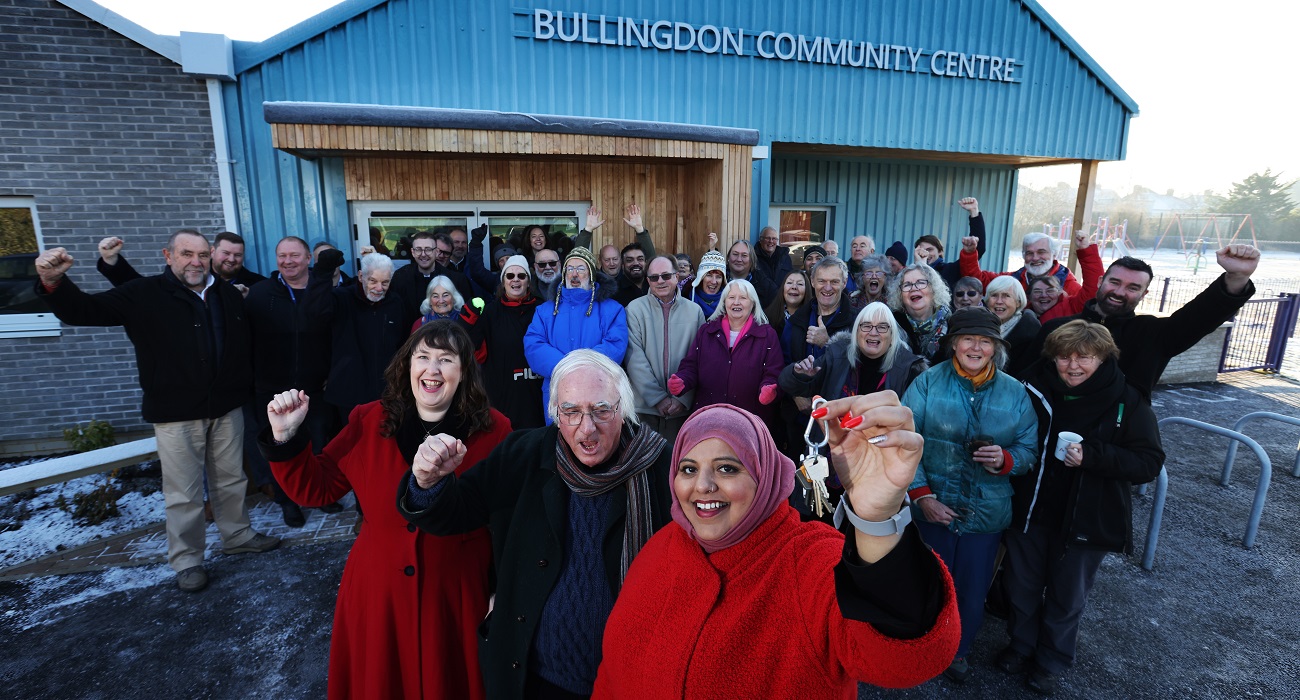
[92,0,1300,198]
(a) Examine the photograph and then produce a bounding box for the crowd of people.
[30,195,1262,698]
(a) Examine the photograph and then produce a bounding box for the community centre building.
[0,0,1136,450]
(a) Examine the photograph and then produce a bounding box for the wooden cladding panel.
[272,123,730,161]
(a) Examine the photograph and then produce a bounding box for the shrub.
[62,420,116,453]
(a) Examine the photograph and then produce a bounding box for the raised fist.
[35,248,74,286]
[98,237,124,265]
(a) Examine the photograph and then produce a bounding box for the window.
[0,197,59,338]
[768,205,834,266]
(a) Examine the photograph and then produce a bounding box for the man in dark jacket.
[612,242,650,306]
[96,231,266,292]
[245,236,340,524]
[1026,245,1259,398]
[399,351,674,700]
[324,252,405,423]
[35,231,280,593]
[753,226,792,283]
[390,231,475,326]
[788,257,856,362]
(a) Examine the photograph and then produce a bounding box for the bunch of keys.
[796,396,834,517]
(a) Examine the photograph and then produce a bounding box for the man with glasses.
[753,225,792,284]
[524,247,628,422]
[391,231,474,325]
[530,248,563,301]
[624,255,706,443]
[399,350,674,700]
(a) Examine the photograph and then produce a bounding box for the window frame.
[0,196,60,339]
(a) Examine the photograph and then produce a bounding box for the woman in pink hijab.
[593,398,960,699]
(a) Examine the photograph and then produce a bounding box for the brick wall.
[0,0,223,447]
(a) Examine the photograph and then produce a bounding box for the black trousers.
[1002,523,1107,674]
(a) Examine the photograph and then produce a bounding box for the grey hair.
[1021,232,1057,257]
[707,278,770,325]
[984,275,1027,314]
[547,349,640,427]
[858,254,888,273]
[419,275,464,316]
[359,252,393,279]
[886,263,951,314]
[810,256,849,283]
[847,302,909,371]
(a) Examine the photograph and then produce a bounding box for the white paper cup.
[1054,432,1083,461]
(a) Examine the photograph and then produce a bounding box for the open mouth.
[693,500,729,518]
[419,378,444,394]
[575,438,600,456]
[909,293,925,304]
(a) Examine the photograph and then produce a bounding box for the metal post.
[1159,276,1172,313]
[1141,417,1272,571]
[1222,411,1300,482]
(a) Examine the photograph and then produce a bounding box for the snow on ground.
[2,563,173,631]
[0,459,163,570]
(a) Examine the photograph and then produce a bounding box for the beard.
[537,270,558,284]
[1025,259,1053,277]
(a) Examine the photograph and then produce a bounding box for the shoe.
[995,646,1033,675]
[943,657,971,683]
[281,502,306,528]
[1026,665,1058,695]
[176,566,209,593]
[222,532,282,555]
[319,502,344,514]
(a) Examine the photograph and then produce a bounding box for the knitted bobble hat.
[692,251,727,290]
[554,246,601,316]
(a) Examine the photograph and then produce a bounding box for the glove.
[667,374,686,396]
[312,248,344,279]
[470,224,488,246]
[758,384,778,405]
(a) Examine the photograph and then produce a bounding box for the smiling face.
[901,269,935,319]
[212,240,244,279]
[673,438,757,544]
[409,341,462,420]
[1023,239,1055,277]
[861,266,886,296]
[914,241,940,265]
[986,288,1020,323]
[727,242,751,277]
[952,281,983,309]
[411,235,437,273]
[600,245,622,276]
[622,248,646,282]
[428,285,456,315]
[275,239,310,287]
[1055,353,1100,388]
[856,316,893,359]
[555,369,623,468]
[528,227,547,252]
[164,233,212,291]
[723,284,754,325]
[952,334,996,375]
[647,257,677,302]
[803,252,823,271]
[701,269,724,295]
[810,266,845,310]
[758,228,779,254]
[1029,278,1063,314]
[502,265,529,300]
[781,273,806,308]
[534,250,560,283]
[676,258,692,282]
[362,268,392,302]
[1095,266,1151,318]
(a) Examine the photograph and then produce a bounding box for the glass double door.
[351,200,588,269]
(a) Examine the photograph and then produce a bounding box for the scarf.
[669,404,796,553]
[694,288,721,318]
[1000,311,1023,338]
[727,316,754,349]
[554,423,667,582]
[395,404,468,465]
[952,356,996,389]
[908,305,950,361]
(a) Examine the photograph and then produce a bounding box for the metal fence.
[1138,276,1300,315]
[1220,294,1300,372]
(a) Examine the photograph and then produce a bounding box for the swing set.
[1150,213,1258,274]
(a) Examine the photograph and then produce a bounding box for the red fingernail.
[811,407,828,419]
[843,416,864,430]
[837,410,855,428]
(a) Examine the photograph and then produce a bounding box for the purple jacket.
[674,318,783,422]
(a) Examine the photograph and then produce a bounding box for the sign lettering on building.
[531,9,1021,83]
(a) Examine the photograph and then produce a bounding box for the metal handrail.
[1142,418,1271,571]
[1222,412,1300,481]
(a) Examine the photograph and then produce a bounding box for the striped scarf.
[554,423,667,582]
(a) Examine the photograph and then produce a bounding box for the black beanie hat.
[884,241,908,267]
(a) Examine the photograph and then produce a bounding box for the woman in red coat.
[263,321,511,699]
[593,399,960,699]
[667,279,784,422]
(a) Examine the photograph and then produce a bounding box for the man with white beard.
[958,231,1082,295]
[530,248,563,301]
[324,252,406,424]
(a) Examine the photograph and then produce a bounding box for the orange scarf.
[952,357,995,389]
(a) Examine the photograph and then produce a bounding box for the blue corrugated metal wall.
[224,0,1133,269]
[771,155,1019,269]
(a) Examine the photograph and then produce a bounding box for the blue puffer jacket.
[901,360,1039,535]
[523,275,628,422]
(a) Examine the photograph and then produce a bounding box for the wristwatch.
[834,498,912,537]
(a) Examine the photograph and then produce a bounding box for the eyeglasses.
[1055,354,1100,367]
[857,322,891,335]
[862,270,886,278]
[411,247,435,255]
[556,401,620,426]
[565,265,589,275]
[535,260,559,268]
[901,279,930,291]
[503,272,528,281]
[645,273,675,282]
[954,290,982,297]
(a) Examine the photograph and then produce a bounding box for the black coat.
[1025,274,1255,397]
[323,285,406,415]
[36,270,252,423]
[1003,311,1043,377]
[96,254,266,288]
[787,294,856,362]
[470,296,546,429]
[390,262,475,328]
[779,330,927,401]
[244,273,336,398]
[398,425,674,700]
[1016,362,1164,553]
[753,244,792,286]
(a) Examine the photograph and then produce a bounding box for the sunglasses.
[503,272,529,281]
[645,273,675,282]
[535,260,559,268]
[954,290,982,297]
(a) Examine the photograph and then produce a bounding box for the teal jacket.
[902,361,1039,535]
